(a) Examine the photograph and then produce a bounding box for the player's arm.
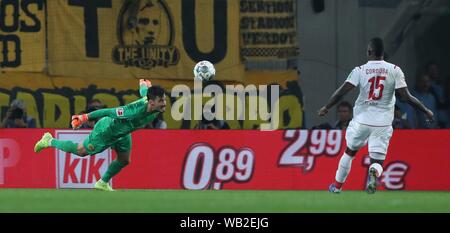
[89,101,145,120]
[318,82,355,116]
[71,79,151,129]
[139,79,152,97]
[394,67,434,122]
[71,101,146,129]
[396,87,434,121]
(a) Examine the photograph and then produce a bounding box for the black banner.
[0,213,446,232]
[240,0,299,60]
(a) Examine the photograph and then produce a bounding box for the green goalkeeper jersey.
[86,85,160,140]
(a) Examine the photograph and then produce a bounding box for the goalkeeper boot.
[328,183,342,194]
[366,167,377,194]
[94,179,114,192]
[34,132,53,153]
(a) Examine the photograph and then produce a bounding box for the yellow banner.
[0,0,45,71]
[0,71,303,129]
[46,0,245,81]
[240,0,299,60]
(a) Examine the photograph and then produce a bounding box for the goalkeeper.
[34,79,166,191]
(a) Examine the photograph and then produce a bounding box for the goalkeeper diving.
[34,79,166,191]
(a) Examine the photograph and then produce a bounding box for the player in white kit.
[318,38,434,194]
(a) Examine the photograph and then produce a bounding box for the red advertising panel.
[54,130,112,189]
[0,129,55,188]
[1,129,449,190]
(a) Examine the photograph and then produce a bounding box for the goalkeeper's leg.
[94,150,129,192]
[95,135,131,191]
[34,132,88,156]
[102,151,130,183]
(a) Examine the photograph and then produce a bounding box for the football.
[193,60,215,82]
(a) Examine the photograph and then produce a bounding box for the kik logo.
[62,153,105,184]
[57,149,111,189]
[55,130,112,189]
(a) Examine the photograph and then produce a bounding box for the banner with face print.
[46,0,245,81]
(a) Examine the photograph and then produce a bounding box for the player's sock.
[335,153,354,187]
[334,181,344,189]
[101,160,126,183]
[369,153,385,177]
[50,139,78,154]
[369,163,383,177]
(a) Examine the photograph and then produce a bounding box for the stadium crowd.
[314,62,450,130]
[2,62,449,130]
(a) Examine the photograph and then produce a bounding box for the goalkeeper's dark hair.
[369,37,384,57]
[147,85,166,100]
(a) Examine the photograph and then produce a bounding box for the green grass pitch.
[1,189,449,213]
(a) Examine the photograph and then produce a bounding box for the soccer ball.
[193,60,215,82]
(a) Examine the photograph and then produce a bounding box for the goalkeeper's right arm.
[88,101,144,120]
[71,79,151,129]
[71,100,146,129]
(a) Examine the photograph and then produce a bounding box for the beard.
[157,106,166,113]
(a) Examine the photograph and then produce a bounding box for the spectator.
[311,123,333,130]
[395,92,417,128]
[87,99,107,112]
[284,80,306,129]
[444,78,450,128]
[79,99,106,129]
[425,62,449,128]
[195,118,230,130]
[334,101,352,130]
[311,101,352,130]
[195,82,230,130]
[392,105,410,129]
[194,105,229,130]
[0,99,36,128]
[146,114,167,129]
[411,74,439,128]
[425,62,445,95]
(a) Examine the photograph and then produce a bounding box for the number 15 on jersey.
[368,76,386,100]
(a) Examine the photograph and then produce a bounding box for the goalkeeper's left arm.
[139,79,152,97]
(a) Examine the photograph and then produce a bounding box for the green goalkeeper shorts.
[82,118,132,155]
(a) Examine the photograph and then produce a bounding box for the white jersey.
[346,60,407,126]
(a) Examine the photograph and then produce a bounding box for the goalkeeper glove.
[71,114,89,130]
[139,79,152,88]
